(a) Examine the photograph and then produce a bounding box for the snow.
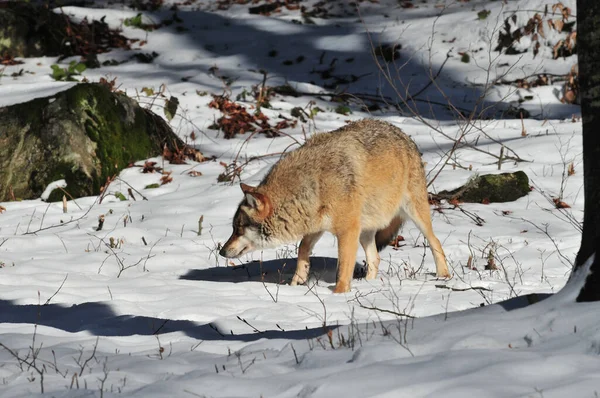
[0,0,598,397]
[40,180,67,202]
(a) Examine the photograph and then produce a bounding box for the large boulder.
[0,83,196,202]
[0,2,129,59]
[436,171,530,203]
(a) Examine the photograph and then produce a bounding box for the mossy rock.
[0,2,128,59]
[438,171,530,203]
[0,83,194,202]
[0,2,71,58]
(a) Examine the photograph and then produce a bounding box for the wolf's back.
[262,119,421,189]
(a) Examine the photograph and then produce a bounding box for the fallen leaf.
[389,235,405,248]
[553,197,571,209]
[164,96,179,121]
[553,19,564,33]
[160,172,173,185]
[142,161,160,173]
[449,198,462,207]
[562,90,576,104]
[553,39,564,59]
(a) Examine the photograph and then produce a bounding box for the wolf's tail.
[375,216,405,252]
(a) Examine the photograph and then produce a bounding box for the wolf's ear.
[244,191,272,220]
[240,183,256,194]
[244,192,260,209]
[240,183,272,218]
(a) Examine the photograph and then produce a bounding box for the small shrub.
[50,61,86,81]
[124,13,144,28]
[477,10,491,20]
[335,105,352,115]
[124,13,159,31]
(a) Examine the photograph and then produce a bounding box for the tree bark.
[572,0,600,301]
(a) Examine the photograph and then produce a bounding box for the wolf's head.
[219,183,273,259]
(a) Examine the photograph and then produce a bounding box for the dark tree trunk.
[572,0,600,301]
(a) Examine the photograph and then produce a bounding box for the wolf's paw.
[437,270,452,279]
[290,275,306,286]
[333,283,350,294]
[365,269,378,280]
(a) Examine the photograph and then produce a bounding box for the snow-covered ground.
[1,0,598,396]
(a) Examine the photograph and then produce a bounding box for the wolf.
[219,119,451,293]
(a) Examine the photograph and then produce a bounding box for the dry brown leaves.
[160,171,173,185]
[217,161,243,183]
[98,77,120,92]
[561,64,579,104]
[216,0,251,11]
[64,17,132,57]
[208,95,296,139]
[163,143,206,165]
[389,235,405,249]
[551,2,572,21]
[136,142,204,174]
[553,197,571,209]
[496,3,576,60]
[514,74,549,89]
[209,95,266,138]
[448,198,462,207]
[1,54,24,66]
[142,161,161,173]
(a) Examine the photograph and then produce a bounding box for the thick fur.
[220,119,451,293]
[375,216,405,252]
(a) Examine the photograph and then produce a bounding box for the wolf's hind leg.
[402,198,450,278]
[360,230,380,280]
[291,232,324,286]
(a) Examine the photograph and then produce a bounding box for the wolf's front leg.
[291,232,324,286]
[333,225,361,293]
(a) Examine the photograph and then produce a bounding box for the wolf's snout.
[219,241,234,258]
[219,237,242,258]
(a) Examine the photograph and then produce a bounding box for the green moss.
[0,83,183,202]
[58,84,157,198]
[0,37,12,48]
[461,171,530,203]
[68,85,154,154]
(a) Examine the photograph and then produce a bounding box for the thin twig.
[23,197,98,235]
[44,274,68,305]
[435,284,491,292]
[354,296,415,318]
[115,177,148,201]
[409,50,452,100]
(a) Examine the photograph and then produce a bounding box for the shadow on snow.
[179,256,368,285]
[0,298,335,341]
[108,7,579,121]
